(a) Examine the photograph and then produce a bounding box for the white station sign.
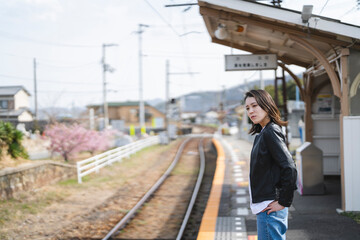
[225,54,277,71]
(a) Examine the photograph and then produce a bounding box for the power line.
[142,0,180,36]
[0,50,101,67]
[39,80,99,85]
[319,0,330,15]
[144,54,221,59]
[147,23,203,28]
[164,3,197,7]
[245,71,260,81]
[0,51,33,60]
[142,0,205,92]
[39,62,98,68]
[36,88,139,94]
[107,83,140,89]
[144,50,222,56]
[340,6,357,18]
[37,90,102,94]
[0,73,33,81]
[0,30,101,48]
[0,73,99,85]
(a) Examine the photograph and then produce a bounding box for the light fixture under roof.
[214,24,228,40]
[301,5,313,24]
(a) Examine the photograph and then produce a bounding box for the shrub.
[0,121,28,159]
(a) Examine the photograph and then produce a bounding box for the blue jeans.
[256,207,288,240]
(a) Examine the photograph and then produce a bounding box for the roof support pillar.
[303,73,314,143]
[278,62,305,100]
[288,35,341,98]
[339,48,350,210]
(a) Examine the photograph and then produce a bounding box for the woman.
[244,89,297,240]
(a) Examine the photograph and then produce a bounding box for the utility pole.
[221,85,226,109]
[138,24,149,134]
[102,45,108,129]
[241,81,249,140]
[102,43,118,129]
[33,58,38,121]
[165,60,170,140]
[165,59,198,141]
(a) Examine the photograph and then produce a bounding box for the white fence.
[76,136,160,183]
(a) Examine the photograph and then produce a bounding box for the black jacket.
[250,121,297,207]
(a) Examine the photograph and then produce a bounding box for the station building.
[197,0,360,211]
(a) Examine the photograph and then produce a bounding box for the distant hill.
[38,106,86,121]
[154,78,278,113]
[147,98,163,107]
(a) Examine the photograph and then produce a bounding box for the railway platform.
[197,135,360,240]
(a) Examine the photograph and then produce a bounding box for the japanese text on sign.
[225,54,277,71]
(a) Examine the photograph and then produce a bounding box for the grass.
[172,165,199,176]
[119,209,130,214]
[0,206,11,225]
[0,232,7,240]
[130,143,173,158]
[58,178,79,186]
[50,142,176,191]
[133,219,147,225]
[57,176,92,188]
[0,190,67,227]
[201,123,218,128]
[171,159,199,176]
[341,211,360,224]
[0,140,179,231]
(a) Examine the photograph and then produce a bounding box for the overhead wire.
[38,62,98,69]
[319,0,330,15]
[142,0,203,84]
[339,6,357,18]
[0,6,149,106]
[1,1,230,106]
[0,50,101,69]
[0,73,100,85]
[142,0,180,36]
[0,30,100,48]
[144,54,220,59]
[37,90,102,94]
[180,8,194,77]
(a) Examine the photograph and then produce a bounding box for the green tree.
[286,80,297,101]
[0,121,28,159]
[264,80,299,106]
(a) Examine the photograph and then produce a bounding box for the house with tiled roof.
[0,86,33,122]
[87,101,165,129]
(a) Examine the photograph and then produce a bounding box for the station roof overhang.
[198,0,360,70]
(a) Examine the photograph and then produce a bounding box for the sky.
[0,0,359,110]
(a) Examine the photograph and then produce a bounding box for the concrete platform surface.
[221,135,360,240]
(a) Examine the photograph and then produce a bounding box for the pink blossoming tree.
[44,123,115,161]
[86,129,117,154]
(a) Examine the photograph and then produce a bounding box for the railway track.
[102,136,208,240]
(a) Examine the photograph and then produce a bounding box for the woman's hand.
[263,201,285,214]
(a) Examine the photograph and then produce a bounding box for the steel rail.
[176,138,206,240]
[102,137,192,240]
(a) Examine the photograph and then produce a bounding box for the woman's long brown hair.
[244,89,287,135]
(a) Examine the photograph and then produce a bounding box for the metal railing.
[76,136,160,183]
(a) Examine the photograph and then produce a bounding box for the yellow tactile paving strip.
[196,138,225,240]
